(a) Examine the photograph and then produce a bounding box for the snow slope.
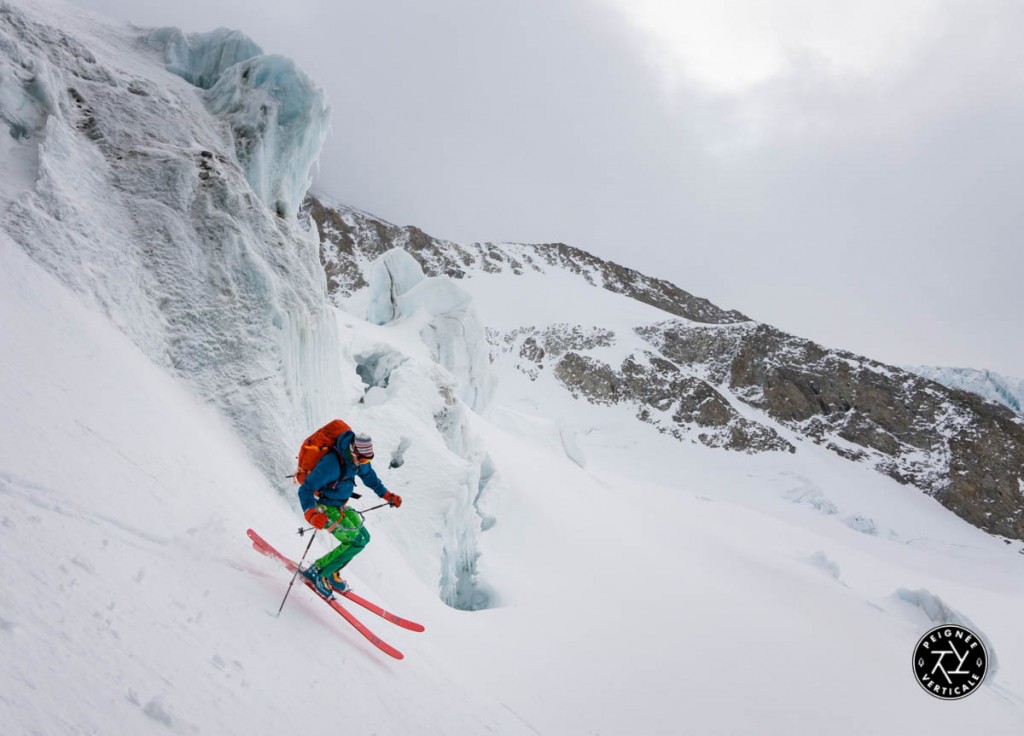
[3,2,1024,735]
[8,221,1024,734]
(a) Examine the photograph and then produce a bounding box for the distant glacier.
[906,365,1024,415]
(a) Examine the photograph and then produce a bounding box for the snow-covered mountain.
[3,2,1024,734]
[306,196,1024,542]
[906,366,1024,416]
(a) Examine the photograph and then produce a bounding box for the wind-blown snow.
[2,2,1024,735]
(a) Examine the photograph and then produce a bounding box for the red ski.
[341,590,425,632]
[247,529,405,660]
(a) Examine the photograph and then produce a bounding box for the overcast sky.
[72,0,1024,376]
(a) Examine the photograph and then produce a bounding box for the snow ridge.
[305,194,749,325]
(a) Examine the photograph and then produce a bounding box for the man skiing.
[297,429,402,598]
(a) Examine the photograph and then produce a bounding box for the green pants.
[313,505,371,577]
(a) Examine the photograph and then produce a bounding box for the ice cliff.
[0,2,341,480]
[148,27,329,219]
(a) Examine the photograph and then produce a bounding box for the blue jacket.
[297,430,389,512]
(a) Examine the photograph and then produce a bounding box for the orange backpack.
[292,419,352,485]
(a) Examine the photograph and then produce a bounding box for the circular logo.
[913,624,988,700]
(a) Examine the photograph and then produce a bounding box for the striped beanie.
[353,433,375,459]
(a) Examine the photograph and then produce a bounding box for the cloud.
[603,0,946,93]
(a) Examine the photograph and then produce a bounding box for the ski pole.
[277,529,317,617]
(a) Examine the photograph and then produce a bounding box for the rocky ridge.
[304,196,747,324]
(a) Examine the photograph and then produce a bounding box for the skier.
[297,430,402,598]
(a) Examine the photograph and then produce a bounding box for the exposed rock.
[489,324,615,382]
[551,349,794,454]
[303,195,747,324]
[641,321,1024,539]
[303,196,368,294]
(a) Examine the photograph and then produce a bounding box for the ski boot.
[302,564,334,599]
[328,571,351,594]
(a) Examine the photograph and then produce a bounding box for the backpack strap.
[325,445,361,499]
